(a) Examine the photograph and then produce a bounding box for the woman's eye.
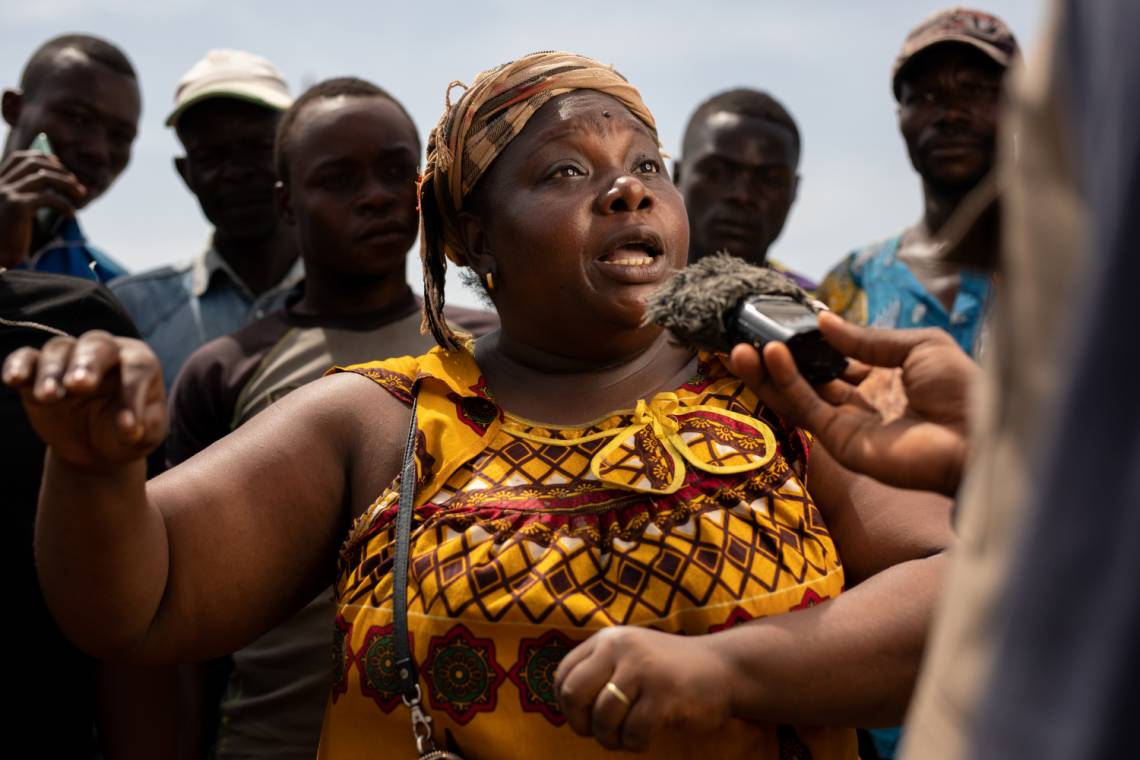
[554,165,584,178]
[635,159,660,174]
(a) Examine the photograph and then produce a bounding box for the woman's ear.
[458,210,493,275]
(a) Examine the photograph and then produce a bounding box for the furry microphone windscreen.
[644,253,814,351]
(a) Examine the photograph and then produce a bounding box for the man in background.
[110,49,301,391]
[817,8,1019,357]
[0,34,140,281]
[674,88,814,289]
[167,77,496,759]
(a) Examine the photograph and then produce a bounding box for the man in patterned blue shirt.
[819,13,1021,759]
[817,9,1020,358]
[0,34,140,282]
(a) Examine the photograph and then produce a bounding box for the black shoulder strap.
[393,393,420,699]
[392,393,463,757]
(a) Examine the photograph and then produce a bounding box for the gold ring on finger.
[604,681,631,708]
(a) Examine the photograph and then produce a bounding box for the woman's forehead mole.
[538,91,647,137]
[550,90,624,119]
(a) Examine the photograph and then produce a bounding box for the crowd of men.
[9,4,1124,759]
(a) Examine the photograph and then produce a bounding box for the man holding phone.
[0,34,140,281]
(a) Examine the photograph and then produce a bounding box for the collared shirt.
[109,240,304,390]
[23,217,128,283]
[816,233,992,356]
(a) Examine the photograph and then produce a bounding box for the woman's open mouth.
[601,243,658,266]
[595,228,670,283]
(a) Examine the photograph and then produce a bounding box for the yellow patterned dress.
[319,347,854,759]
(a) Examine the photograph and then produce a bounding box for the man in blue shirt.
[110,50,301,390]
[818,13,1021,759]
[817,9,1020,358]
[0,34,140,282]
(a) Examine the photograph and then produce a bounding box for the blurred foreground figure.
[817,8,1019,357]
[966,0,1140,756]
[0,34,140,281]
[110,49,300,391]
[1,270,138,756]
[674,88,814,288]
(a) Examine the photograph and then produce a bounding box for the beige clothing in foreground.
[899,5,1087,758]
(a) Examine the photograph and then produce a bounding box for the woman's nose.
[597,174,654,214]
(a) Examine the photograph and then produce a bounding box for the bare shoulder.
[290,371,413,516]
[303,370,412,428]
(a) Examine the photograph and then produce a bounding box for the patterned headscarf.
[419,51,659,349]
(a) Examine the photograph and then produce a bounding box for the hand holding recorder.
[646,255,973,494]
[729,312,978,496]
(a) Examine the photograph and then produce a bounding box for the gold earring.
[484,272,495,291]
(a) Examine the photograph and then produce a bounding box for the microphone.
[645,253,848,384]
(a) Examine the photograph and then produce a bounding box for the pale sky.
[1,0,1046,308]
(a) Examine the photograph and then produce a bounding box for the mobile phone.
[30,132,65,238]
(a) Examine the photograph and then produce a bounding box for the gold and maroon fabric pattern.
[318,348,854,759]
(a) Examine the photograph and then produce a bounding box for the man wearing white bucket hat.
[110,50,302,392]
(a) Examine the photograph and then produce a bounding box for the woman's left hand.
[554,626,734,752]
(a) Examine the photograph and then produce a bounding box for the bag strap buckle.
[402,683,436,754]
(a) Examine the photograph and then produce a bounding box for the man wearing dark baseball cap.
[817,8,1019,361]
[110,50,301,392]
[820,14,1019,757]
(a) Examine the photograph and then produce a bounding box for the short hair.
[19,34,136,97]
[681,88,801,166]
[274,76,420,182]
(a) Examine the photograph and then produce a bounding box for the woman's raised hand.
[2,330,167,468]
[729,312,978,496]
